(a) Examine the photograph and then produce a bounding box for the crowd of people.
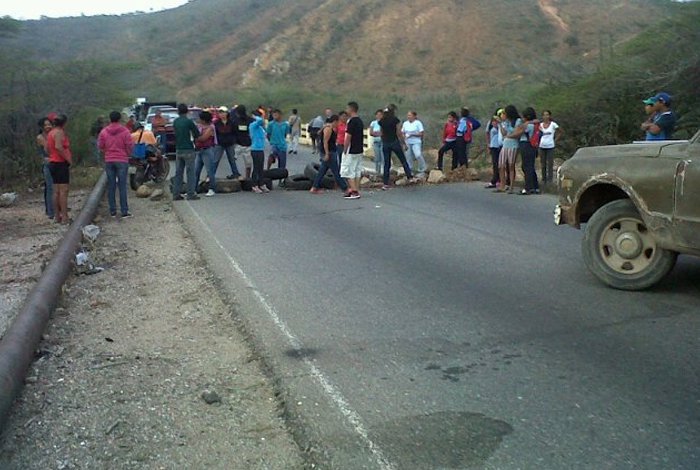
[37,91,678,221]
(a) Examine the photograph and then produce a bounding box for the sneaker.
[121,213,133,219]
[187,195,200,200]
[349,191,361,199]
[261,185,270,193]
[533,189,540,194]
[252,186,263,194]
[343,192,355,199]
[110,212,117,218]
[485,183,497,189]
[381,185,391,191]
[173,195,184,201]
[520,189,529,195]
[309,187,324,194]
[205,189,215,197]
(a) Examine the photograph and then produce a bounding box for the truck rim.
[599,217,656,275]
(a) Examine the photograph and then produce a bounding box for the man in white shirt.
[401,111,427,176]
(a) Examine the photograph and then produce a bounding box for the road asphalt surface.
[175,147,699,469]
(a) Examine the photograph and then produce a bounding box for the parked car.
[555,130,700,290]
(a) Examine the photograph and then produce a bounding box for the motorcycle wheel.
[130,167,146,190]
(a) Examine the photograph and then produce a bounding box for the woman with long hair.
[519,107,540,195]
[46,114,72,223]
[496,105,521,194]
[539,110,560,185]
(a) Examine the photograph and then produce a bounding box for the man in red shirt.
[437,112,458,171]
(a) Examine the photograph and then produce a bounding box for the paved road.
[176,147,700,469]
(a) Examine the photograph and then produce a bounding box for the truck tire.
[582,199,677,291]
[281,175,313,191]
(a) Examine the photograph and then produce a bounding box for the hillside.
[3,0,671,102]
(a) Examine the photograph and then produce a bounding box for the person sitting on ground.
[641,92,676,140]
[310,115,349,196]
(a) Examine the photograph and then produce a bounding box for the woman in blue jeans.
[194,111,219,197]
[98,111,134,217]
[309,115,348,195]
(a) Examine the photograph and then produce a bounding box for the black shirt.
[379,115,400,143]
[345,116,365,154]
[215,118,236,147]
[318,126,337,154]
[231,115,252,147]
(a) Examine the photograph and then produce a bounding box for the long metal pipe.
[0,172,106,429]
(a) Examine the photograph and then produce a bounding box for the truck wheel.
[582,199,677,290]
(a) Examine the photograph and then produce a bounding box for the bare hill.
[4,0,670,101]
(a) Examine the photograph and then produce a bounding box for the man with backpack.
[454,107,481,169]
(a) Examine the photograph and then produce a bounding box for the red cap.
[47,112,58,121]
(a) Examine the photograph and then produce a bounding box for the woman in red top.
[335,111,348,166]
[46,114,72,224]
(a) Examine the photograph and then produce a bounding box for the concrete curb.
[0,172,107,429]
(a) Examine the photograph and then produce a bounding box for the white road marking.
[186,204,396,470]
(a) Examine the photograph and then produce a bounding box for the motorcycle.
[129,142,170,190]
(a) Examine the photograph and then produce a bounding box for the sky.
[0,0,189,20]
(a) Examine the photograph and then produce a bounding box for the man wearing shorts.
[340,101,364,199]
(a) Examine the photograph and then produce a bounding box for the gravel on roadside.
[0,193,305,469]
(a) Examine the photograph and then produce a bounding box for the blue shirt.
[488,123,502,148]
[502,118,522,149]
[266,120,290,151]
[249,116,266,151]
[520,122,535,143]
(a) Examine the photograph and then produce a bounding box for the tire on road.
[581,199,678,291]
[263,168,289,180]
[281,175,313,191]
[304,162,336,189]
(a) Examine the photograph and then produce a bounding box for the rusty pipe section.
[0,172,106,429]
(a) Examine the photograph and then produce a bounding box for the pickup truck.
[555,130,700,290]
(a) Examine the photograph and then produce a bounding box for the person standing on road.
[496,105,521,194]
[379,104,415,190]
[519,107,540,195]
[98,111,134,218]
[485,109,504,188]
[454,107,475,169]
[172,103,200,201]
[341,101,364,199]
[89,116,104,166]
[249,110,269,194]
[214,106,241,180]
[310,115,349,195]
[232,105,254,179]
[37,116,55,220]
[369,109,384,176]
[266,109,290,170]
[335,111,348,167]
[641,92,676,141]
[437,111,458,172]
[402,111,427,177]
[308,114,325,154]
[151,109,168,156]
[288,109,301,155]
[538,110,560,185]
[46,113,72,224]
[194,111,218,197]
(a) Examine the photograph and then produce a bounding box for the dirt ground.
[0,192,305,469]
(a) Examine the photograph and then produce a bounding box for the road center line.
[186,204,397,470]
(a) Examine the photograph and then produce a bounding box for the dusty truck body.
[555,129,700,290]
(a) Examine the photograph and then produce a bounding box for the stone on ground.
[136,185,154,198]
[428,170,446,184]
